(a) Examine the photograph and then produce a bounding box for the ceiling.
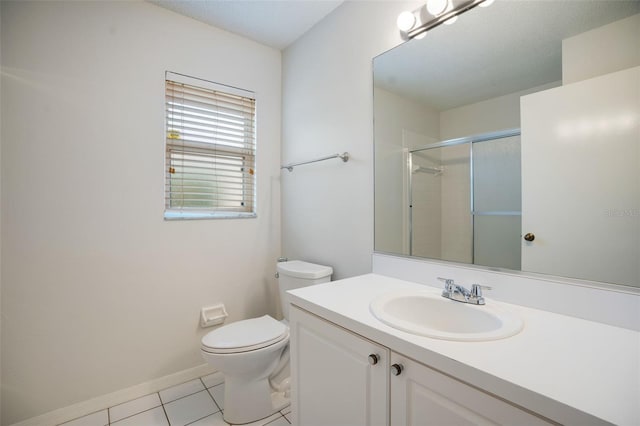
[148,0,344,50]
[374,0,640,111]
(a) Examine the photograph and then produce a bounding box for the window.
[164,72,256,220]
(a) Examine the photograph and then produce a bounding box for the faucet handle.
[437,277,455,286]
[471,284,492,298]
[437,277,456,293]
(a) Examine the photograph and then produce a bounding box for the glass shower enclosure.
[408,129,521,270]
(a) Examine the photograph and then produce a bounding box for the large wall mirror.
[373,0,639,288]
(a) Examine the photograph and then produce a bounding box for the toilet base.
[271,390,290,412]
[223,376,290,425]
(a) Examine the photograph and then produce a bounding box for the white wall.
[439,82,561,140]
[373,87,439,256]
[563,13,640,85]
[410,147,443,259]
[282,1,422,279]
[0,1,281,424]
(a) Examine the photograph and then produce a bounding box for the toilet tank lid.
[277,260,333,279]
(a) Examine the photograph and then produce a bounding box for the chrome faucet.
[438,277,491,305]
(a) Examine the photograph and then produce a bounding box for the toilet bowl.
[201,315,290,424]
[201,260,332,425]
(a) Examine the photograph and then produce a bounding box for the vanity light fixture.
[397,0,492,40]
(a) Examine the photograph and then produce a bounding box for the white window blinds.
[164,72,256,220]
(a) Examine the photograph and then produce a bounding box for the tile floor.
[59,372,292,426]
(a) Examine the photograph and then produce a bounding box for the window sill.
[164,211,257,220]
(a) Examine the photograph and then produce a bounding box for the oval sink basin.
[370,290,523,341]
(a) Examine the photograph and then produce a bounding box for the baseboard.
[10,363,217,426]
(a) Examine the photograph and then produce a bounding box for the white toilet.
[201,260,332,425]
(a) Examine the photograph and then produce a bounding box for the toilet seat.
[201,315,289,354]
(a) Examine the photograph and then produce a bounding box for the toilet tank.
[277,260,332,320]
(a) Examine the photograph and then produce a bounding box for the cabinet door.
[390,355,552,425]
[290,306,389,426]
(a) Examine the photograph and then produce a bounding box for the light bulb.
[397,11,416,32]
[479,0,495,7]
[426,0,448,16]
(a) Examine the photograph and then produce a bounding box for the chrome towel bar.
[281,152,349,172]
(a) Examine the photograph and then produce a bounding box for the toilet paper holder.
[200,304,228,328]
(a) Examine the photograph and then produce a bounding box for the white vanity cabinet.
[389,354,551,426]
[290,305,389,426]
[291,306,552,426]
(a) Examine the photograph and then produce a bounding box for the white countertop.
[288,273,640,426]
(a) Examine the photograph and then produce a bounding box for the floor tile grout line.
[279,410,292,424]
[108,401,162,425]
[205,386,223,412]
[57,409,109,426]
[159,399,171,426]
[162,387,223,425]
[161,386,209,406]
[160,388,207,404]
[183,410,225,426]
[200,373,225,389]
[263,414,287,426]
[282,413,291,425]
[108,391,162,423]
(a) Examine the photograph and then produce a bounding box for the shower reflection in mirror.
[407,129,521,270]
